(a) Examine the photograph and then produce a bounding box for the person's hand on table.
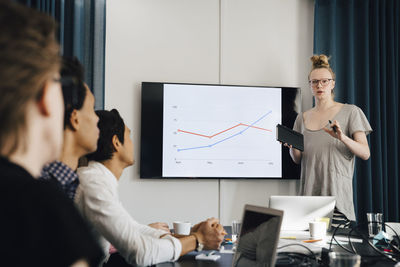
[213,221,228,236]
[192,217,226,250]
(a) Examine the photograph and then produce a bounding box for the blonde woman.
[288,55,372,222]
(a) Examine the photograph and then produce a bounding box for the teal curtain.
[314,0,400,223]
[16,0,106,110]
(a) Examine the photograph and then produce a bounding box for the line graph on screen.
[162,84,282,178]
[176,110,272,152]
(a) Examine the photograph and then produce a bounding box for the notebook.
[232,205,283,267]
[269,195,336,231]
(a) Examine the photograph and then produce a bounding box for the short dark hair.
[60,57,87,129]
[86,109,125,162]
[0,0,60,156]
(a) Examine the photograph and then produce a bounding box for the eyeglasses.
[309,79,334,87]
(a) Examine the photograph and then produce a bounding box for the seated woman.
[75,109,226,266]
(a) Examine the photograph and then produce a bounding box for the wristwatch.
[196,241,204,252]
[193,233,204,252]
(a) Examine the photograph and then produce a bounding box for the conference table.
[152,227,397,267]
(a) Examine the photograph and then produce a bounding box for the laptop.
[232,204,283,267]
[269,195,336,231]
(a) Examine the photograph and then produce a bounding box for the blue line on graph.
[177,110,272,152]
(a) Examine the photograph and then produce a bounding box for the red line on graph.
[241,124,272,132]
[177,123,271,139]
[210,124,242,138]
[176,129,211,138]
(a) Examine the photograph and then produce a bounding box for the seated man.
[75,109,226,266]
[0,1,103,266]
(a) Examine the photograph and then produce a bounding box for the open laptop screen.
[232,205,283,267]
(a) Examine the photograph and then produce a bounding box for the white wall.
[105,0,314,226]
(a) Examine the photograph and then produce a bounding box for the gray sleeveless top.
[293,104,372,221]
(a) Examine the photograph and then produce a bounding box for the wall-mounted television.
[140,82,301,179]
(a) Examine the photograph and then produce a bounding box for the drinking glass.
[231,220,242,251]
[366,213,383,238]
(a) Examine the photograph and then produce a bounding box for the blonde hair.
[308,54,336,80]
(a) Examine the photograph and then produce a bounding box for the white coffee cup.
[173,221,191,235]
[309,221,326,239]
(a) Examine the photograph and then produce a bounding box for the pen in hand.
[328,120,337,133]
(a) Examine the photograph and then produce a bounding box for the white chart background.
[163,84,282,178]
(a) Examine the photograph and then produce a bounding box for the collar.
[87,161,119,189]
[41,160,79,185]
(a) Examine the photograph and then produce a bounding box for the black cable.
[323,220,399,264]
[385,223,400,254]
[328,221,346,251]
[389,242,400,254]
[347,224,378,256]
[385,223,400,241]
[343,223,400,263]
[277,243,318,261]
[328,220,352,251]
[348,226,358,254]
[332,234,356,254]
[352,226,398,263]
[277,252,318,267]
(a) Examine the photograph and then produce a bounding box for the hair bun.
[310,54,330,68]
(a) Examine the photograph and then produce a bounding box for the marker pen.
[329,120,337,133]
[303,239,322,243]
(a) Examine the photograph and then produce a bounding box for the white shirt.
[75,161,182,266]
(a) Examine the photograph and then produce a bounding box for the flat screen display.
[140,82,301,179]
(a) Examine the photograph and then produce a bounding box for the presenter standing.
[288,54,372,221]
